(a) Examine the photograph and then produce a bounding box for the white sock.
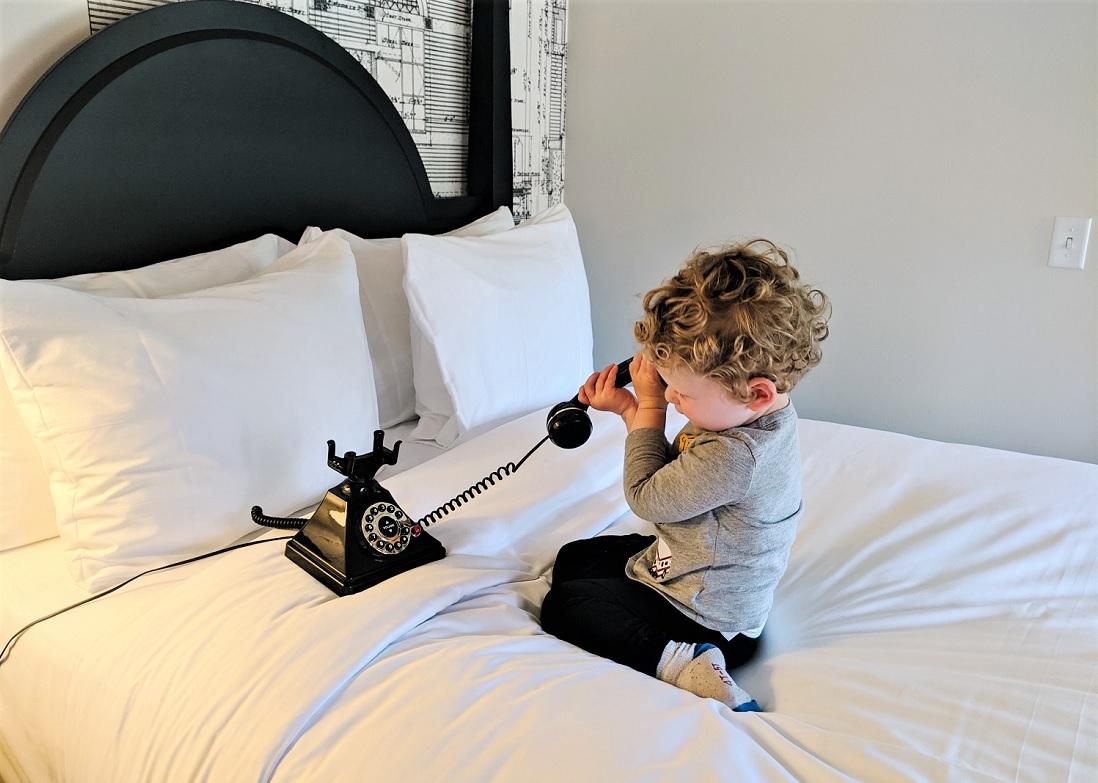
[656,640,696,684]
[658,641,761,712]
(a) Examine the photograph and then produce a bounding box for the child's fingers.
[638,354,661,384]
[597,363,617,391]
[580,370,601,402]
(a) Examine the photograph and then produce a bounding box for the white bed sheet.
[0,417,438,783]
[1,409,1095,783]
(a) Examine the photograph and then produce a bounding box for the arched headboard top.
[0,0,511,280]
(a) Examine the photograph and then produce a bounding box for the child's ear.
[745,377,779,411]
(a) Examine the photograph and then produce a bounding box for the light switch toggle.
[1048,217,1091,270]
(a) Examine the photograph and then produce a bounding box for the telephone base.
[286,529,446,596]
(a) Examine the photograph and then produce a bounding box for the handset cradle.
[275,432,445,595]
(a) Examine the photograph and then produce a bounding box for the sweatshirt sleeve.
[623,427,755,524]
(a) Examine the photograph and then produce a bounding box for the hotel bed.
[1,2,1095,782]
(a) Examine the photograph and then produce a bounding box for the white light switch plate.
[1048,217,1091,269]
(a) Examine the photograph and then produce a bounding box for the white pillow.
[401,203,593,446]
[299,207,515,428]
[0,234,377,591]
[0,234,296,552]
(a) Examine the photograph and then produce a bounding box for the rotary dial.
[359,501,412,556]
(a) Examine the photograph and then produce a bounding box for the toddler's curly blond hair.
[634,239,831,402]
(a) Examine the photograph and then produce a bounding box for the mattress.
[2,408,1095,782]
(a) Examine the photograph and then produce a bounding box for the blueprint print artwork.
[510,0,567,220]
[86,0,567,216]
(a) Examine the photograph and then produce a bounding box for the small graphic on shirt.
[677,432,697,453]
[649,536,673,580]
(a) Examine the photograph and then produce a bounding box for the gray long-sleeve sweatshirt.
[623,404,802,633]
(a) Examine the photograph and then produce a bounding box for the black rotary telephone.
[254,358,635,594]
[252,432,446,595]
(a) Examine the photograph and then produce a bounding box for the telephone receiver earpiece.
[546,358,634,449]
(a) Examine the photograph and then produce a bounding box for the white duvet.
[3,408,1096,782]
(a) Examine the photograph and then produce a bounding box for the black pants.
[540,534,761,677]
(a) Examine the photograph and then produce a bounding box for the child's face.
[658,365,759,432]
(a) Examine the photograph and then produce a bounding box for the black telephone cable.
[0,534,293,668]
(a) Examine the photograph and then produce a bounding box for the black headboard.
[0,0,511,280]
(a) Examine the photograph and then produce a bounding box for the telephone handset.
[256,358,635,594]
[545,357,633,449]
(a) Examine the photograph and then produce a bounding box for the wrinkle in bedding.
[63,549,535,782]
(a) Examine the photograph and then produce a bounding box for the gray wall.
[564,0,1097,462]
[0,1,88,126]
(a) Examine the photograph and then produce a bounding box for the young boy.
[540,239,830,712]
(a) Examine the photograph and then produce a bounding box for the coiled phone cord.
[250,507,309,529]
[416,434,550,528]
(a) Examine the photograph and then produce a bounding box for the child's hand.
[629,353,667,410]
[578,363,637,418]
[624,352,667,432]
